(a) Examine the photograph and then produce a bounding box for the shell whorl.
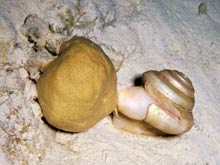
[113,69,195,136]
[142,69,195,114]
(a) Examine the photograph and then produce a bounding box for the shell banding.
[143,70,195,114]
[113,69,195,136]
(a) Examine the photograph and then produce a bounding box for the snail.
[113,69,195,136]
[37,36,117,132]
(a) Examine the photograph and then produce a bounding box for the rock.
[37,36,117,132]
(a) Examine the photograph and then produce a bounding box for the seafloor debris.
[198,2,207,15]
[22,14,64,55]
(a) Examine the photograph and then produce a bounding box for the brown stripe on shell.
[142,70,195,113]
[169,70,194,97]
[161,70,194,98]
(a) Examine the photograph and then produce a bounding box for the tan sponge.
[37,36,117,132]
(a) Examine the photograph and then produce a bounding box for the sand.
[0,0,220,164]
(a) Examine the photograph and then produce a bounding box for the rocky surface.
[0,0,220,164]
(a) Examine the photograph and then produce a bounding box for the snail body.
[113,69,195,136]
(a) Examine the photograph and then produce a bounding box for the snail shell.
[113,69,195,136]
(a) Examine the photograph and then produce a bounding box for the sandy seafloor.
[0,0,220,164]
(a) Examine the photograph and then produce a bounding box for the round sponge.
[37,36,117,132]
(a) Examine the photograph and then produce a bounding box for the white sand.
[0,0,220,164]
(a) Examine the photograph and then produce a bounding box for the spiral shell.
[143,69,195,114]
[113,69,195,136]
